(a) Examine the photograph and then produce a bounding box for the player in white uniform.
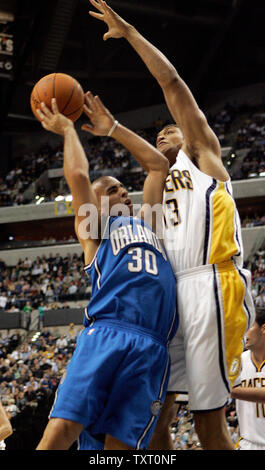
[89,0,255,449]
[231,308,265,450]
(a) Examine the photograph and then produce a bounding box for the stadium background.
[0,0,264,450]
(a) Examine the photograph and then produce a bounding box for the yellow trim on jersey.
[251,353,265,372]
[209,182,238,264]
[217,260,248,388]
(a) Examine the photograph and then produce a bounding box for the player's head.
[92,176,133,215]
[156,124,184,165]
[245,308,265,351]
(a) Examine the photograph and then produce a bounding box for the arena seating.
[0,102,264,207]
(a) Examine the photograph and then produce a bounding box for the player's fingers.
[85,92,99,112]
[51,98,59,114]
[99,0,109,9]
[36,109,45,121]
[83,104,92,117]
[84,92,94,110]
[41,121,49,131]
[89,0,104,13]
[94,95,106,112]
[89,11,105,21]
[40,102,53,118]
[81,124,95,134]
[41,115,52,127]
[103,32,111,41]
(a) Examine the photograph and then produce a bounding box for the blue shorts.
[50,320,170,450]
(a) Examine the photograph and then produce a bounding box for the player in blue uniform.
[35,92,178,450]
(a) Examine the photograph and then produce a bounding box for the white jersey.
[236,349,265,446]
[163,149,243,273]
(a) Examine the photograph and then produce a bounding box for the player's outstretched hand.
[88,0,131,40]
[37,99,74,136]
[81,91,116,136]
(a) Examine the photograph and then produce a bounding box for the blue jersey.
[84,216,178,342]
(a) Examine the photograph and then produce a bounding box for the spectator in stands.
[255,286,265,308]
[7,305,20,313]
[22,301,32,331]
[37,302,45,331]
[0,293,7,310]
[55,335,68,354]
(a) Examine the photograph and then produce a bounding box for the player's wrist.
[63,122,75,136]
[107,119,119,137]
[123,23,136,40]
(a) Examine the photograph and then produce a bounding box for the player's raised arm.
[89,0,225,175]
[36,100,100,262]
[82,91,169,231]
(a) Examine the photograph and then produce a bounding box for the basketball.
[30,73,85,122]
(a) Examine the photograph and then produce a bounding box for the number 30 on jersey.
[127,247,158,275]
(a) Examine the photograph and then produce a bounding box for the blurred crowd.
[171,400,239,450]
[0,102,264,207]
[233,112,265,179]
[0,143,64,207]
[241,214,265,227]
[0,325,82,449]
[247,249,265,309]
[0,253,90,314]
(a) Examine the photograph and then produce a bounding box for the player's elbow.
[67,168,90,186]
[158,66,179,89]
[149,153,169,177]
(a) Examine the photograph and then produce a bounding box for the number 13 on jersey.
[128,247,158,275]
[165,198,181,227]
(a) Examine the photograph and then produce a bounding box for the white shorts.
[168,261,255,411]
[237,438,265,450]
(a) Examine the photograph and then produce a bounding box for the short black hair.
[161,123,180,132]
[255,307,265,327]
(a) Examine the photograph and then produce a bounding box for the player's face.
[156,125,184,160]
[245,321,264,350]
[97,177,133,215]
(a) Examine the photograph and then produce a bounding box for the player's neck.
[251,348,265,367]
[165,147,181,167]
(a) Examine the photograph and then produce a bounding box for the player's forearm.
[231,386,265,403]
[112,122,169,175]
[63,126,98,214]
[63,126,89,182]
[124,25,178,87]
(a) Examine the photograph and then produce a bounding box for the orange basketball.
[30,73,85,122]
